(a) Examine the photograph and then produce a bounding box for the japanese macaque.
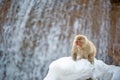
[71,34,96,64]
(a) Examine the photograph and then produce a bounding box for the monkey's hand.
[72,52,77,61]
[88,54,94,64]
[90,61,94,64]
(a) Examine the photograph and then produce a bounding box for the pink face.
[76,40,82,47]
[75,35,86,47]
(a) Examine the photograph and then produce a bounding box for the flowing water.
[0,0,120,80]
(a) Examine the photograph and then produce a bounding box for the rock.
[44,57,120,80]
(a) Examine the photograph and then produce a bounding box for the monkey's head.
[74,34,88,48]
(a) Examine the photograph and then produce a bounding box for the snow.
[44,57,120,80]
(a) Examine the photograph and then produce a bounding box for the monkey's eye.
[78,38,81,40]
[78,37,85,40]
[78,37,83,40]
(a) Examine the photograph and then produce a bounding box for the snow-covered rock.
[44,57,120,80]
[93,59,120,80]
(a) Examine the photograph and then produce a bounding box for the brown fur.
[71,34,96,64]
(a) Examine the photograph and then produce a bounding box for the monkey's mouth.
[76,41,82,46]
[77,45,80,48]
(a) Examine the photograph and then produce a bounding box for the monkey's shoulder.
[87,41,95,47]
[88,41,96,53]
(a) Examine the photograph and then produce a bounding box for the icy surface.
[44,57,120,80]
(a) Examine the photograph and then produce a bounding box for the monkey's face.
[75,35,87,48]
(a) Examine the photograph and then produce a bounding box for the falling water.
[0,0,120,80]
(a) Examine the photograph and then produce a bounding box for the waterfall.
[0,0,119,80]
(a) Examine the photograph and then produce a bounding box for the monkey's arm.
[88,53,94,64]
[71,46,77,60]
[88,41,96,64]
